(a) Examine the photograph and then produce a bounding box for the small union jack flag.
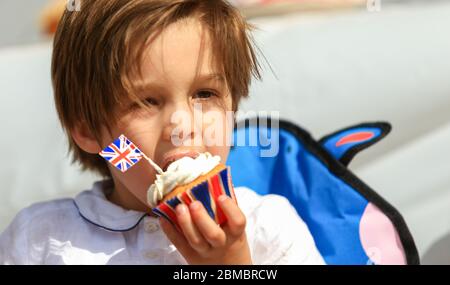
[99,135,143,172]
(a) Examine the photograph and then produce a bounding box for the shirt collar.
[73,180,151,232]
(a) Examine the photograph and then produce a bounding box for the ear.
[70,123,102,154]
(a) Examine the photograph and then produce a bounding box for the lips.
[161,150,201,172]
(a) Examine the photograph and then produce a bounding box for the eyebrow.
[198,73,225,83]
[134,73,226,92]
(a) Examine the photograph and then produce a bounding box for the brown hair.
[52,0,262,177]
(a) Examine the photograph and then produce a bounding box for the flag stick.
[140,153,163,174]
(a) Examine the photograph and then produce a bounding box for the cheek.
[101,110,161,143]
[117,115,161,149]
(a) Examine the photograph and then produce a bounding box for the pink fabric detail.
[336,132,375,147]
[359,203,407,265]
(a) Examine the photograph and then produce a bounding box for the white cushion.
[0,43,99,231]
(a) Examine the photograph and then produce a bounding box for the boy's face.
[98,18,233,210]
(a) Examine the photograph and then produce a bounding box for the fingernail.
[190,201,201,211]
[177,204,187,215]
[218,195,228,203]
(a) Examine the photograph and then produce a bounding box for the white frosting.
[146,152,221,208]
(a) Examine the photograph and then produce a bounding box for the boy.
[0,0,324,265]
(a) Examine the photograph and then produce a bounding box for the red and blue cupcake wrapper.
[152,166,236,229]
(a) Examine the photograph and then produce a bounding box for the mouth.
[161,150,201,172]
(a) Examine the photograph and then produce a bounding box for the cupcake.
[147,152,237,228]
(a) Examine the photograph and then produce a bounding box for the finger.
[159,217,195,257]
[189,201,226,248]
[176,204,211,254]
[218,195,247,237]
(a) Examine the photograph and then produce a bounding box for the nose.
[162,102,202,147]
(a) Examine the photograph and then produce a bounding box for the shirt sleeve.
[0,209,30,265]
[237,188,326,265]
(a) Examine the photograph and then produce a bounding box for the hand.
[159,195,252,265]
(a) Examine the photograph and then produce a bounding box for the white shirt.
[0,181,325,265]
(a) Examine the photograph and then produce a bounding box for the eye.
[128,97,159,112]
[193,90,218,100]
[144,97,159,106]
